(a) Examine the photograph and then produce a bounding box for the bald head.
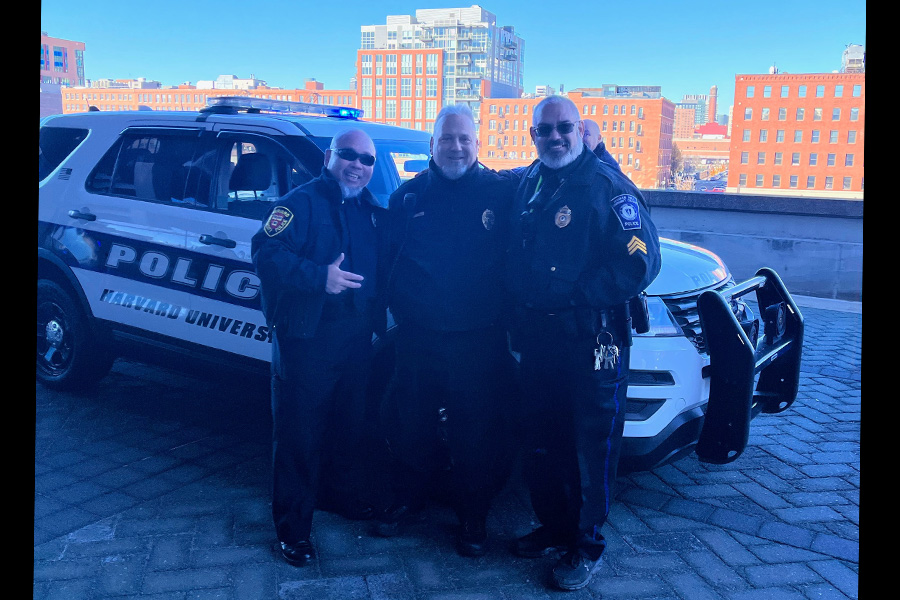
[325,128,376,198]
[582,119,601,151]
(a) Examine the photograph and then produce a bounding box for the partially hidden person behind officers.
[506,96,661,591]
[374,104,517,557]
[581,118,621,171]
[251,128,388,567]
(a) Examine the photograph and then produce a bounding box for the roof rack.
[200,96,363,119]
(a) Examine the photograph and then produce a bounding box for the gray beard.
[438,162,469,180]
[339,182,363,199]
[540,139,583,170]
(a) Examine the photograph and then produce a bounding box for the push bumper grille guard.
[695,267,803,464]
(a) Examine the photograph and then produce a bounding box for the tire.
[37,279,115,390]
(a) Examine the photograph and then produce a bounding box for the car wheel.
[37,279,114,390]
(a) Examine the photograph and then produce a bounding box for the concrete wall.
[642,190,863,301]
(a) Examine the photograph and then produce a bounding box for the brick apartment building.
[727,72,865,198]
[41,32,86,118]
[478,88,675,190]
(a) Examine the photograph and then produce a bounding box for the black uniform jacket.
[506,147,661,313]
[386,160,517,332]
[594,140,621,172]
[251,168,388,340]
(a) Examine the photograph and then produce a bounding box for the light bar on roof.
[206,96,363,119]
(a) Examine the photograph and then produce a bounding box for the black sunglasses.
[334,147,376,166]
[532,121,579,138]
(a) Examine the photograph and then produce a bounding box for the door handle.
[199,234,237,249]
[67,209,97,221]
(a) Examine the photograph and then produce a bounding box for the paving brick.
[800,583,856,600]
[694,530,760,567]
[707,508,764,535]
[364,572,418,600]
[664,572,726,600]
[42,578,95,600]
[745,562,824,587]
[141,568,231,594]
[807,559,858,598]
[728,586,809,600]
[683,550,749,588]
[773,506,845,523]
[192,545,272,567]
[809,533,859,563]
[748,543,827,563]
[733,482,793,510]
[98,553,146,596]
[33,557,100,582]
[277,576,370,600]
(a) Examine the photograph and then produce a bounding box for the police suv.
[38,97,803,471]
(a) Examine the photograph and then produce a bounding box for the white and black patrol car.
[39,97,803,471]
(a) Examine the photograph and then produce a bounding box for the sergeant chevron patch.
[627,236,648,255]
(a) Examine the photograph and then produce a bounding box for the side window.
[213,135,314,220]
[39,126,89,181]
[86,131,201,205]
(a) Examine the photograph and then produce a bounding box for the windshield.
[307,135,430,207]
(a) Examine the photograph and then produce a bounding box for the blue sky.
[41,0,865,114]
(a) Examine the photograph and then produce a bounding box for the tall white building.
[360,5,524,126]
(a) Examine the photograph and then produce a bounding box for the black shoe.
[279,540,315,567]
[514,526,568,558]
[456,519,488,557]
[374,503,413,537]
[551,549,603,591]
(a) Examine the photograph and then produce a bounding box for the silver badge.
[482,209,495,231]
[555,206,572,228]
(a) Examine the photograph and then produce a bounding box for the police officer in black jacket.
[251,128,387,567]
[507,96,661,591]
[582,118,621,171]
[375,104,516,557]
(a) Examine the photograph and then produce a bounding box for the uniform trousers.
[270,309,372,545]
[517,312,630,561]
[381,322,514,523]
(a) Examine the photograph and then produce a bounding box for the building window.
[761,108,770,121]
[774,152,783,165]
[827,153,836,166]
[583,105,589,115]
[796,108,804,121]
[744,108,752,120]
[613,105,619,115]
[739,174,747,185]
[793,130,802,143]
[773,174,781,187]
[790,175,798,188]
[603,105,609,115]
[746,85,755,98]
[756,174,764,186]
[426,78,437,97]
[845,154,854,167]
[763,85,771,98]
[806,176,815,188]
[591,105,597,115]
[852,84,861,97]
[759,129,768,142]
[757,152,766,165]
[426,100,437,119]
[775,129,785,142]
[362,79,372,96]
[815,85,825,97]
[813,108,823,121]
[825,176,833,189]
[809,153,817,166]
[811,130,820,143]
[832,108,841,121]
[778,107,787,121]
[829,130,839,143]
[847,131,857,144]
[386,100,396,119]
[842,177,851,190]
[401,100,411,119]
[781,85,790,98]
[798,85,807,98]
[743,129,751,142]
[386,79,396,96]
[791,152,800,166]
[850,107,859,121]
[834,84,843,98]
[740,151,749,165]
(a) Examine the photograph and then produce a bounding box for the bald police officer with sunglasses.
[252,128,387,567]
[506,96,661,591]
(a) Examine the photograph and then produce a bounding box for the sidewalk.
[34,301,860,599]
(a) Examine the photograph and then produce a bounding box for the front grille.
[661,278,736,353]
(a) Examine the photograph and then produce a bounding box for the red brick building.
[478,91,675,190]
[727,72,864,198]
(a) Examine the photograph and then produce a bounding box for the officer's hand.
[326,253,364,294]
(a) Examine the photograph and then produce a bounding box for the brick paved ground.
[34,298,860,599]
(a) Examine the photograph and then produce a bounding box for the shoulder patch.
[264,206,294,237]
[611,194,642,231]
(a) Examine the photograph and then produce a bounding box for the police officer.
[375,104,516,557]
[506,96,661,591]
[582,118,621,171]
[251,128,387,567]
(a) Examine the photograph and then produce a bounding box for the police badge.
[264,207,293,237]
[555,205,572,228]
[482,209,495,230]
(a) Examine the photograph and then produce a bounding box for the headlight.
[635,296,682,337]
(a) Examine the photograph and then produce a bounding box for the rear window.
[39,126,89,181]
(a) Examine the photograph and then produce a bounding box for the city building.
[673,106,697,138]
[61,77,358,114]
[41,32,86,118]
[676,86,718,127]
[357,5,524,132]
[726,69,864,198]
[478,85,675,190]
[841,43,865,73]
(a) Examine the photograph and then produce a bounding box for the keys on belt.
[593,331,619,371]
